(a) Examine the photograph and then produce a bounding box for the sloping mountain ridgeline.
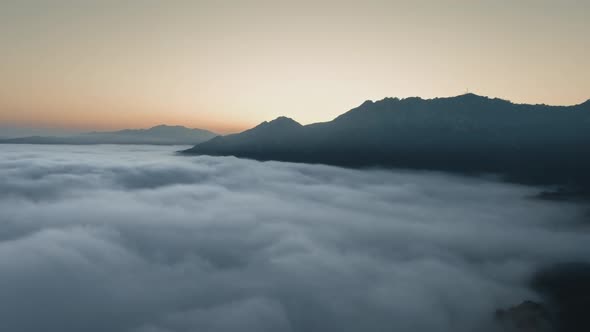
[183,94,590,193]
[0,125,217,145]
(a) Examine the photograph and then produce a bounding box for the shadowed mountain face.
[0,125,217,145]
[531,263,590,332]
[183,94,590,191]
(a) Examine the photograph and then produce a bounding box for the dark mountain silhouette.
[183,94,590,192]
[0,125,217,145]
[532,262,590,332]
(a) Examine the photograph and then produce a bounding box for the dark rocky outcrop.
[531,263,590,332]
[495,300,554,332]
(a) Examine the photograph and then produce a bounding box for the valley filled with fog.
[0,145,588,332]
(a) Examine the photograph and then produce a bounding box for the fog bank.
[0,144,588,332]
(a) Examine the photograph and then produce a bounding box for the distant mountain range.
[0,125,217,145]
[183,93,590,192]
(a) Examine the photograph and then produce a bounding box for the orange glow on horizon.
[0,108,252,135]
[1,1,589,134]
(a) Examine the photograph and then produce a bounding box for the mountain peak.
[360,100,374,107]
[458,92,485,98]
[246,117,303,136]
[271,116,300,124]
[446,93,494,103]
[148,124,186,130]
[258,116,302,128]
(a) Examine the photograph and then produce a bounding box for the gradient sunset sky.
[1,0,589,134]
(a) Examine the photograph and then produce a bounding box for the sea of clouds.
[0,144,588,332]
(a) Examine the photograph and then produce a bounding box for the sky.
[1,0,589,134]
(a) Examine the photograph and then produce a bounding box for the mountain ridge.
[183,93,590,192]
[1,125,217,145]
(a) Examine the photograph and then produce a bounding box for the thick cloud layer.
[0,144,588,332]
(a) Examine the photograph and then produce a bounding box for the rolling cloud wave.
[0,145,588,332]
